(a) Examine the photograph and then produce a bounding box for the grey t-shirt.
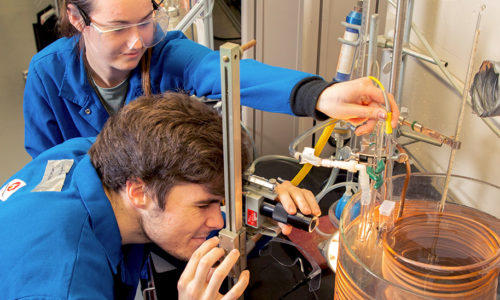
[93,78,129,115]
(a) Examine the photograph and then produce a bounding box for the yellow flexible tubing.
[368,76,392,134]
[291,120,337,186]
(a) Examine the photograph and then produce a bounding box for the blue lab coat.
[0,137,144,300]
[24,31,313,158]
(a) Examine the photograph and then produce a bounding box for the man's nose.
[206,208,224,230]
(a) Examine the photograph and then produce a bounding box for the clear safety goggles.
[77,2,169,49]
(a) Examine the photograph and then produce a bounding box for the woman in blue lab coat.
[23,0,399,158]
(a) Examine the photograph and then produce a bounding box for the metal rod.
[175,0,205,32]
[203,0,214,50]
[403,46,447,66]
[439,6,484,212]
[240,40,256,52]
[388,0,407,100]
[395,0,413,105]
[352,0,371,79]
[399,129,443,147]
[378,37,449,66]
[219,42,246,295]
[175,0,214,49]
[220,42,243,233]
[384,0,408,203]
[387,0,500,138]
[366,14,379,76]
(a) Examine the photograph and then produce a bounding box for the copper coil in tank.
[334,247,371,300]
[333,199,500,299]
[382,211,500,299]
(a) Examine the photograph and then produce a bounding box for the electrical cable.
[245,155,298,176]
[368,76,390,111]
[240,121,258,160]
[314,226,332,237]
[316,182,359,204]
[289,119,336,158]
[368,76,392,135]
[395,144,411,219]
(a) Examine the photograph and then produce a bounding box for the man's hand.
[274,181,321,235]
[178,237,249,300]
[316,77,400,136]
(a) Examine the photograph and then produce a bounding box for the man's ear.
[125,178,150,209]
[67,4,86,32]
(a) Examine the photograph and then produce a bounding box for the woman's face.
[81,0,154,74]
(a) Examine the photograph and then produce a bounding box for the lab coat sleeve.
[153,32,315,116]
[190,52,314,115]
[23,65,64,158]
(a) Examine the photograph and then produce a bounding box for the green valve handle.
[367,166,377,180]
[367,166,384,189]
[375,160,385,173]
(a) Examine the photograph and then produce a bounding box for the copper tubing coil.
[334,199,500,299]
[335,213,380,300]
[382,212,500,299]
[395,144,411,219]
[335,247,371,300]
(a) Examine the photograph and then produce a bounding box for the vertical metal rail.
[203,0,214,50]
[395,0,413,105]
[218,42,246,292]
[387,0,500,138]
[439,7,484,212]
[366,14,379,77]
[175,0,214,49]
[384,0,407,203]
[389,0,407,102]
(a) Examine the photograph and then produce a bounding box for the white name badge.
[33,159,74,192]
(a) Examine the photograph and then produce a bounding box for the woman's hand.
[316,77,400,136]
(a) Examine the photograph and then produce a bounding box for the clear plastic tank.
[333,173,500,299]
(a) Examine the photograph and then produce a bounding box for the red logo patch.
[0,179,26,201]
[247,209,257,227]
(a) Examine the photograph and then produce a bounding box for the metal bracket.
[219,41,246,287]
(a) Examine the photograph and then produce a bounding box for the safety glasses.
[76,0,169,48]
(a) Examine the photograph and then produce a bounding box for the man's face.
[141,183,225,261]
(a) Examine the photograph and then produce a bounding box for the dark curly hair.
[89,92,251,210]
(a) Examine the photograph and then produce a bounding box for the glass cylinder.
[333,173,500,299]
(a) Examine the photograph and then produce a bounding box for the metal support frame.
[388,0,408,102]
[218,42,246,288]
[387,0,500,138]
[366,14,379,76]
[175,0,214,49]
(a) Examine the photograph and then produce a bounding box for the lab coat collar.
[74,155,123,273]
[74,155,145,287]
[59,36,93,108]
[58,36,143,131]
[57,37,109,132]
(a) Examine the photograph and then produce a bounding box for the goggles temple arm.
[76,5,91,26]
[152,0,165,10]
[76,0,161,27]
